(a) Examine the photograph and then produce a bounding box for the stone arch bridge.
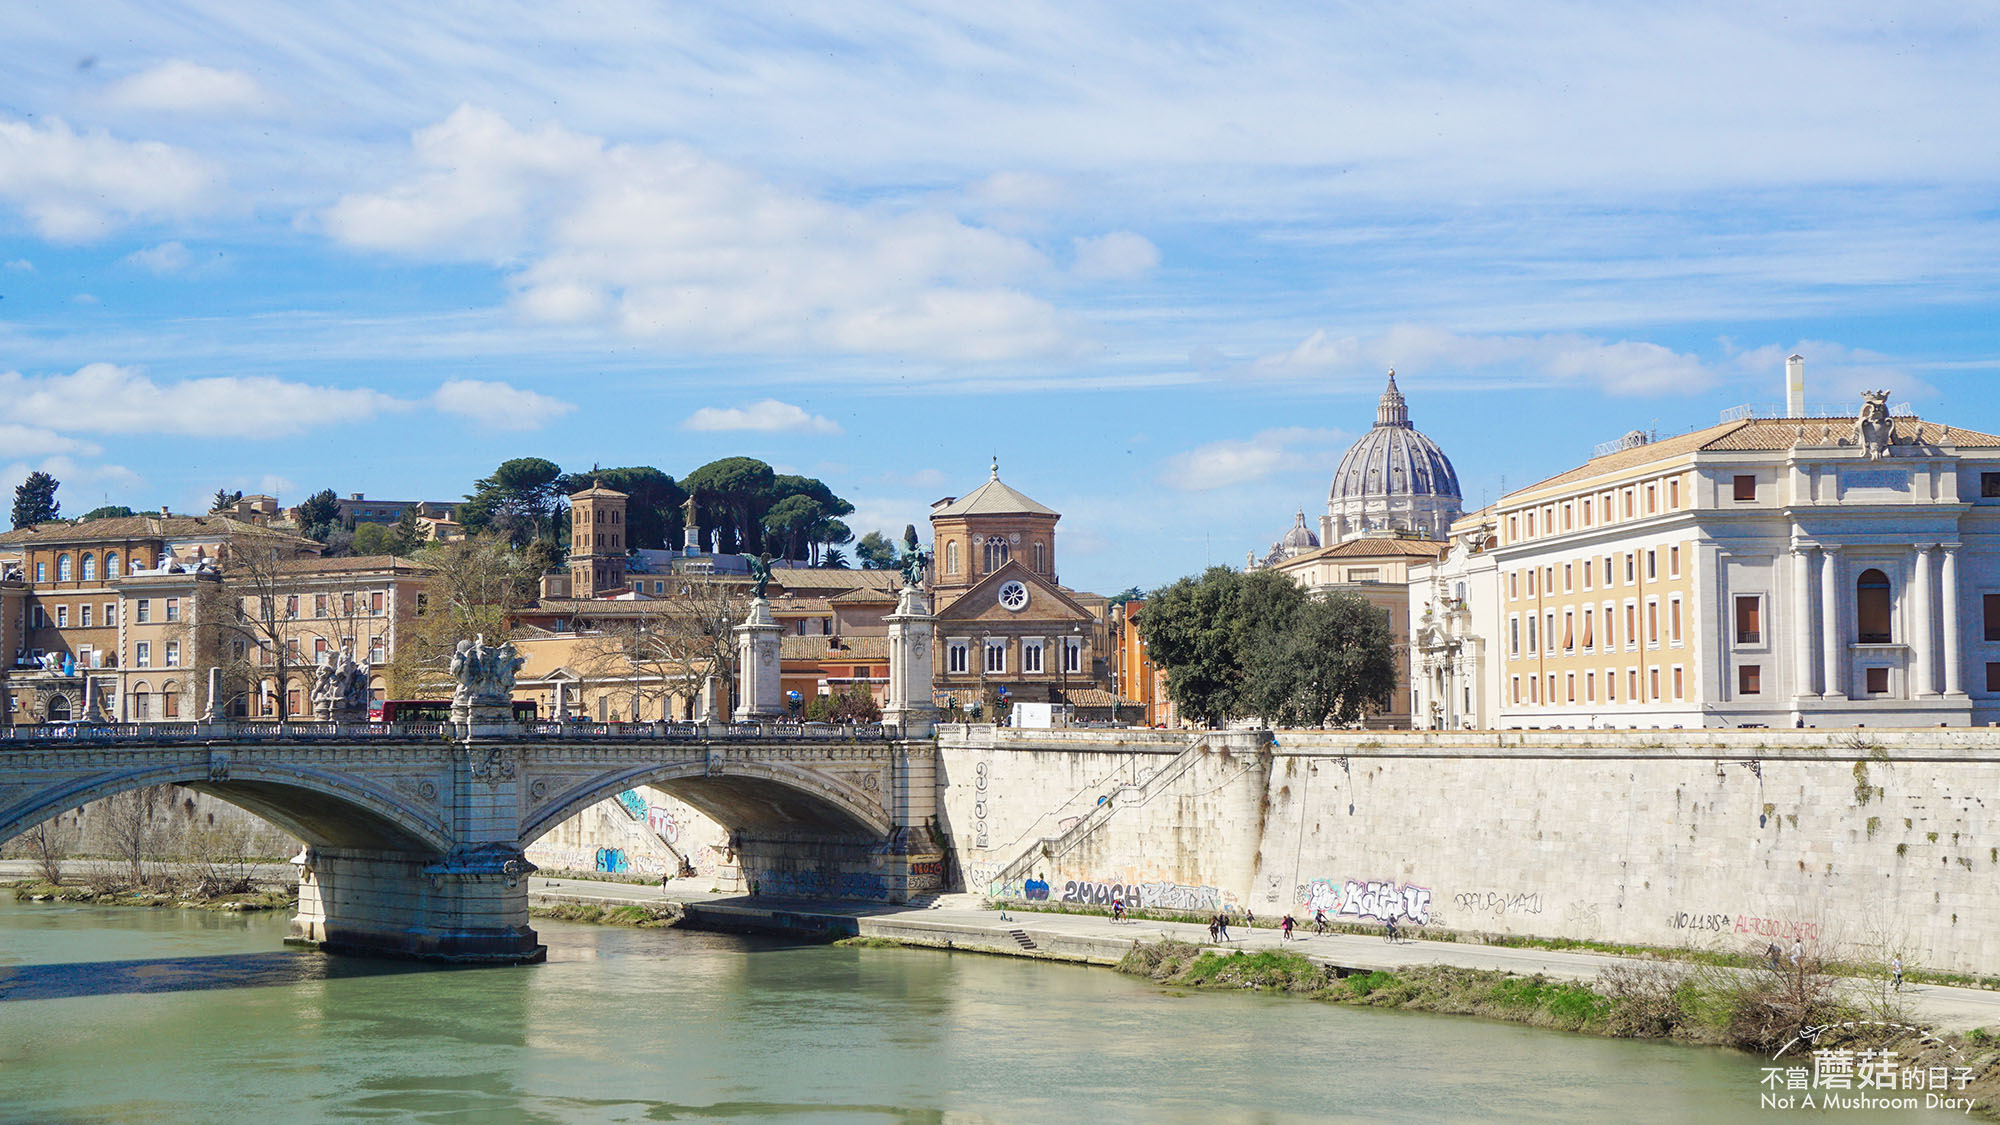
[0,720,940,963]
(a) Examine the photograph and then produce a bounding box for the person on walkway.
[1765,943,1781,972]
[1112,899,1125,924]
[1244,908,1255,931]
[1789,939,1804,969]
[1314,908,1328,936]
[1280,914,1294,941]
[1208,915,1221,943]
[1384,916,1399,943]
[1217,913,1231,942]
[1892,954,1904,992]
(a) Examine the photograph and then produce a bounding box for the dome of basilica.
[1322,371,1463,544]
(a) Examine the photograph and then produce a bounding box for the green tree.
[351,522,398,556]
[855,531,899,570]
[209,488,244,513]
[1244,590,1397,728]
[11,470,60,528]
[389,507,423,556]
[819,546,851,569]
[1138,567,1251,726]
[296,489,340,540]
[461,457,567,547]
[762,494,827,561]
[82,505,136,521]
[683,457,776,555]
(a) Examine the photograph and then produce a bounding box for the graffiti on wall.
[1453,891,1545,917]
[1734,915,1822,943]
[1292,878,1433,925]
[908,859,946,893]
[595,847,629,874]
[1046,878,1223,912]
[646,807,681,843]
[974,759,990,849]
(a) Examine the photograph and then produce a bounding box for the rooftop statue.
[747,553,774,600]
[1856,390,1894,461]
[901,546,930,591]
[450,634,526,706]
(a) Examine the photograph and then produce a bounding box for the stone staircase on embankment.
[989,732,1221,892]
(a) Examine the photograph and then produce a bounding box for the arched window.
[105,551,120,577]
[983,537,1010,572]
[81,554,96,582]
[46,696,71,722]
[56,554,72,582]
[160,681,180,719]
[1856,569,1893,644]
[945,540,959,575]
[1033,541,1046,573]
[130,681,151,721]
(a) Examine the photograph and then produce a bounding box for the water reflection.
[0,950,446,1002]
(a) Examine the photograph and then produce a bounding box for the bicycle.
[1384,918,1399,943]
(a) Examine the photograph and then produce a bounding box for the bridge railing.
[0,718,893,744]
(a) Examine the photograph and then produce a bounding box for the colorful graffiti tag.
[1292,878,1433,925]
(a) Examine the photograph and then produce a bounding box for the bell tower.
[567,481,628,599]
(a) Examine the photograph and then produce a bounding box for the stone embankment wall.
[938,726,2000,976]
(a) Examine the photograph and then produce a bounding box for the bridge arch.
[522,758,894,847]
[0,761,453,855]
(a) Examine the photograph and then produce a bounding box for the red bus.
[372,699,537,723]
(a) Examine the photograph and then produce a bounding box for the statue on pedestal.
[747,553,774,600]
[449,634,526,727]
[311,646,371,721]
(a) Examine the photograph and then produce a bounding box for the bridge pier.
[288,844,545,964]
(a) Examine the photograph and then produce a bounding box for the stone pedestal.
[733,598,784,722]
[452,700,520,740]
[883,586,939,737]
[287,844,544,964]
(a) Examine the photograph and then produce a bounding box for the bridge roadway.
[0,719,941,963]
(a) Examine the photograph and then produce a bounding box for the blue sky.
[3,3,1998,594]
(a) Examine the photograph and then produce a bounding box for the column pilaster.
[1820,546,1844,699]
[1792,543,1817,700]
[1913,545,1937,696]
[1941,543,1965,697]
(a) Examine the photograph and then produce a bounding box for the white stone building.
[1429,369,2000,729]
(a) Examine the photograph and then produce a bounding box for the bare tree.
[101,786,170,885]
[384,534,535,699]
[572,576,750,721]
[213,550,382,719]
[21,815,76,885]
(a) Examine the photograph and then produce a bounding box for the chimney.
[1786,354,1805,417]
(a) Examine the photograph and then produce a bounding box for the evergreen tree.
[11,471,60,528]
[296,489,340,540]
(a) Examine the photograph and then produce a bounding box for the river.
[0,897,1956,1122]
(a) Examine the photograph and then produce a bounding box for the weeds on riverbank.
[7,877,295,912]
[530,901,684,928]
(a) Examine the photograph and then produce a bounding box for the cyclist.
[1384,916,1400,943]
[1112,899,1126,924]
[1313,908,1328,936]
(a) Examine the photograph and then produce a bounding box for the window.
[1985,593,2000,642]
[1530,676,1539,703]
[1988,663,2000,692]
[1982,472,2000,499]
[1508,515,1519,541]
[1565,673,1575,703]
[1669,597,1683,645]
[132,689,151,719]
[1603,556,1613,586]
[1646,485,1657,514]
[1865,666,1889,694]
[1562,611,1575,652]
[415,593,429,616]
[1563,564,1573,592]
[1509,616,1520,657]
[165,598,179,622]
[1629,668,1639,700]
[946,540,960,575]
[1063,637,1083,674]
[1646,550,1657,580]
[1734,475,1757,501]
[135,641,152,668]
[162,685,179,719]
[315,595,328,617]
[1672,666,1684,699]
[1736,596,1762,644]
[1563,504,1573,531]
[1625,554,1636,584]
[1034,541,1046,573]
[1545,612,1555,653]
[55,605,68,628]
[369,635,386,663]
[1582,498,1592,526]
[1527,570,1537,597]
[1738,665,1762,695]
[1647,600,1659,646]
[1582,608,1594,650]
[1669,547,1681,577]
[285,595,299,619]
[983,538,1010,572]
[232,639,247,661]
[1623,490,1635,518]
[983,639,1007,674]
[1669,479,1680,508]
[57,554,71,581]
[102,602,114,625]
[81,554,96,582]
[1856,569,1892,644]
[946,641,969,675]
[1625,604,1637,648]
[79,605,91,627]
[1511,676,1521,704]
[1586,671,1595,703]
[343,593,356,616]
[1022,639,1045,674]
[1508,572,1518,599]
[165,642,180,667]
[1526,512,1537,537]
[1526,615,1538,653]
[371,592,384,615]
[35,562,45,582]
[31,606,44,629]
[105,551,119,576]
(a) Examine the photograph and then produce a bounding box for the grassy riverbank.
[7,878,295,912]
[1118,940,2000,1115]
[530,901,684,928]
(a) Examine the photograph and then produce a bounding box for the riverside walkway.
[528,876,2000,1036]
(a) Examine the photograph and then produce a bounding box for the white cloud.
[101,60,271,116]
[123,240,192,274]
[431,378,576,431]
[683,399,842,435]
[1159,426,1349,492]
[1721,340,1940,407]
[323,106,1076,362]
[1254,325,1716,396]
[71,293,100,305]
[0,363,407,437]
[1072,232,1160,280]
[4,259,31,271]
[0,115,220,240]
[0,424,101,459]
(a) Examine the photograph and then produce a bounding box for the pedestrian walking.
[1892,954,1904,992]
[1280,914,1295,941]
[1244,909,1255,931]
[1789,939,1804,969]
[1313,908,1328,936]
[1208,915,1220,943]
[1765,943,1781,972]
[1218,913,1231,942]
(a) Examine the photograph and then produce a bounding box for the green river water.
[0,897,1958,1122]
